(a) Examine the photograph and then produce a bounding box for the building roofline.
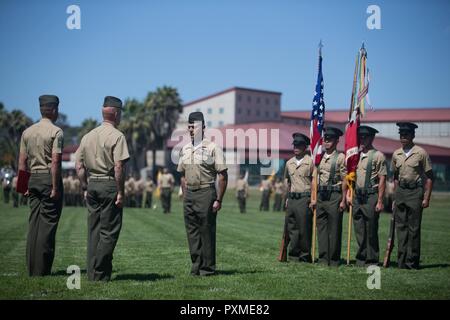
[281,107,450,123]
[167,121,450,158]
[183,87,282,107]
[282,107,450,113]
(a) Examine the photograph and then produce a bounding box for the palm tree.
[145,86,183,174]
[0,106,33,170]
[55,112,69,129]
[119,99,154,174]
[78,118,99,142]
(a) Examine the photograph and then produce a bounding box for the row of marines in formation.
[235,124,433,268]
[237,175,394,214]
[18,94,433,281]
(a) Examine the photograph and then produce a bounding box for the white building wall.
[235,90,281,124]
[365,121,450,147]
[180,91,236,129]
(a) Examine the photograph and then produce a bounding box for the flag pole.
[346,188,353,265]
[311,40,323,264]
[346,51,360,266]
[312,167,317,263]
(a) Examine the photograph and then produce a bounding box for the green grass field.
[0,189,449,300]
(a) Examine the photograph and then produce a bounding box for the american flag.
[310,44,325,166]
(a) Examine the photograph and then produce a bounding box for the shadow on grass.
[215,269,262,276]
[419,263,450,270]
[354,262,450,270]
[52,269,87,276]
[114,273,174,281]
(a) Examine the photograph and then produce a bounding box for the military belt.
[89,176,115,181]
[355,187,378,195]
[289,192,311,200]
[354,186,378,204]
[318,185,341,201]
[399,180,423,189]
[318,186,342,192]
[187,183,215,191]
[31,169,50,174]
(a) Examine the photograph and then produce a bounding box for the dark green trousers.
[26,173,63,276]
[237,195,247,213]
[74,193,82,207]
[145,192,153,208]
[64,193,70,206]
[86,180,122,281]
[161,188,172,213]
[3,187,10,203]
[183,187,217,276]
[286,197,312,262]
[353,193,380,266]
[135,194,143,208]
[394,187,423,269]
[12,189,19,208]
[259,190,270,211]
[317,191,343,266]
[20,194,28,206]
[273,194,283,211]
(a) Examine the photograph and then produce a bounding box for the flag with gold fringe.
[344,43,370,265]
[345,44,369,188]
[155,169,162,199]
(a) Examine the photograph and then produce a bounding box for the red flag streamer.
[345,46,365,266]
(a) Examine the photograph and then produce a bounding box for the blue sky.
[1,0,449,125]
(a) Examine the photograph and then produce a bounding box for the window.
[237,108,241,114]
[218,121,224,127]
[274,98,279,105]
[238,94,242,102]
[265,98,269,105]
[256,110,261,116]
[196,108,200,112]
[265,111,269,117]
[219,107,224,114]
[247,96,251,103]
[207,108,212,114]
[247,109,251,116]
[207,121,212,127]
[256,97,261,104]
[273,112,278,118]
